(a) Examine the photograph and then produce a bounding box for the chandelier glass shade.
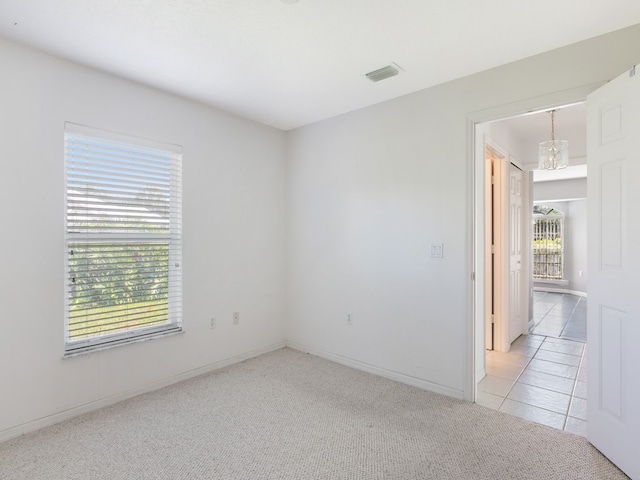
[538,110,569,170]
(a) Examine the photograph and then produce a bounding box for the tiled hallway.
[530,291,587,342]
[477,292,588,436]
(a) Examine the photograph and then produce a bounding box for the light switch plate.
[430,243,444,258]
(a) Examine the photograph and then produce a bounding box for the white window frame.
[532,206,564,281]
[64,123,182,356]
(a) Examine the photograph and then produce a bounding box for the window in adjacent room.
[64,123,182,355]
[532,205,564,280]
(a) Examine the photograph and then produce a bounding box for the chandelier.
[538,110,569,170]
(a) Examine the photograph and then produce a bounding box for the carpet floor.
[0,348,628,479]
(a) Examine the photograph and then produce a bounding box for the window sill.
[63,328,184,359]
[533,279,569,286]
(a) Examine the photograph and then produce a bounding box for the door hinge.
[491,244,495,254]
[491,175,496,185]
[491,315,496,324]
[630,65,637,77]
[471,272,476,281]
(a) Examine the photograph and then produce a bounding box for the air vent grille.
[366,64,401,82]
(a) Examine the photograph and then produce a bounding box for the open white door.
[508,164,523,344]
[587,65,640,479]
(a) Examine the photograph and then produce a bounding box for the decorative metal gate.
[532,206,563,280]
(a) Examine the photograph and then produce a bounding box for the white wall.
[0,38,286,440]
[487,121,527,166]
[534,177,587,202]
[568,200,588,293]
[285,25,640,398]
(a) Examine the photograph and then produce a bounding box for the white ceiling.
[2,1,640,130]
[497,104,587,147]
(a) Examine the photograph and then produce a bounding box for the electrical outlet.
[347,313,352,325]
[210,316,216,329]
[233,312,240,325]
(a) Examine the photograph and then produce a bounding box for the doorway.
[484,145,527,353]
[470,67,640,480]
[474,103,589,436]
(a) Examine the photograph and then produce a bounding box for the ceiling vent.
[365,63,402,82]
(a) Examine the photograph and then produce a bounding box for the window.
[64,123,182,355]
[532,205,563,280]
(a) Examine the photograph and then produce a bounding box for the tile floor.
[478,292,588,436]
[530,290,587,342]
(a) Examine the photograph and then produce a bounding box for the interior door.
[587,65,640,480]
[508,164,523,343]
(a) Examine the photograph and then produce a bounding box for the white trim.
[467,118,480,402]
[533,286,587,297]
[65,122,183,155]
[287,341,464,400]
[476,365,487,384]
[534,197,586,203]
[466,83,602,124]
[0,341,286,444]
[63,327,184,359]
[534,279,569,286]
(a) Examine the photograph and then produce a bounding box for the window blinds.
[64,123,182,355]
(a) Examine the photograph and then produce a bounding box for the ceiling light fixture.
[538,109,569,170]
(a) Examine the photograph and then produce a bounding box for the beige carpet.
[0,348,628,479]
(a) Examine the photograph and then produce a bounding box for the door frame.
[465,83,602,402]
[484,142,509,353]
[484,142,529,352]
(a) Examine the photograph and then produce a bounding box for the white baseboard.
[534,279,569,287]
[286,341,464,400]
[0,341,287,444]
[533,287,587,297]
